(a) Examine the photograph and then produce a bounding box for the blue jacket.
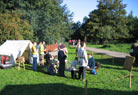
[88,57,96,69]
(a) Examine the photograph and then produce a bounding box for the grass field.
[0,45,138,95]
[87,43,131,54]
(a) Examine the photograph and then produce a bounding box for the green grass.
[0,46,138,95]
[87,43,131,54]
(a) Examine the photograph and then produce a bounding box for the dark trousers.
[58,60,65,77]
[71,70,77,79]
[33,57,37,71]
[78,67,86,80]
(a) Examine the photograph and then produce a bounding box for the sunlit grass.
[0,45,138,95]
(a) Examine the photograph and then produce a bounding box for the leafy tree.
[0,0,73,44]
[78,0,129,44]
[71,21,82,40]
[127,11,138,41]
[0,11,34,44]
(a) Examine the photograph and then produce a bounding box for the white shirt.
[77,47,88,67]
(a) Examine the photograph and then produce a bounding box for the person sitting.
[45,51,55,74]
[45,51,53,66]
[47,62,56,75]
[88,53,97,75]
[70,57,78,79]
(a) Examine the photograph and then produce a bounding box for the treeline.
[1,0,138,45]
[0,0,73,44]
[71,0,138,44]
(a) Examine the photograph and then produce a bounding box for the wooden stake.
[85,80,88,95]
[129,72,132,88]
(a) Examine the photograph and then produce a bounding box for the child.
[70,57,78,79]
[88,53,97,75]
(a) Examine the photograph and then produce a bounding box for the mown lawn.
[0,45,138,95]
[87,43,131,54]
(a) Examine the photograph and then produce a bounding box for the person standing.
[32,42,38,71]
[58,45,67,77]
[39,41,45,66]
[76,39,81,56]
[130,40,138,65]
[37,42,41,65]
[77,42,88,81]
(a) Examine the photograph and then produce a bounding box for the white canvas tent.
[0,40,33,69]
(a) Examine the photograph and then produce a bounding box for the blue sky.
[63,0,138,22]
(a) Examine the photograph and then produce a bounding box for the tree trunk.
[84,35,87,42]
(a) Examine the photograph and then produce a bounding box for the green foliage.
[0,0,73,44]
[75,0,131,44]
[71,21,82,40]
[98,25,115,44]
[18,0,73,44]
[0,11,34,44]
[127,12,138,41]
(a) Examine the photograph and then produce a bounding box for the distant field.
[0,46,138,95]
[87,43,131,54]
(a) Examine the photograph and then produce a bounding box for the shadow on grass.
[101,65,124,70]
[95,57,125,66]
[24,64,72,79]
[95,57,138,72]
[24,64,46,73]
[0,83,137,95]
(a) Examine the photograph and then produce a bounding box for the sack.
[96,62,101,69]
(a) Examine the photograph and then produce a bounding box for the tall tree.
[127,11,138,41]
[0,0,73,44]
[0,11,34,44]
[71,21,82,40]
[79,0,129,44]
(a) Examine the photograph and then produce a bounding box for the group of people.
[70,41,101,81]
[32,41,45,71]
[31,42,68,77]
[30,39,138,81]
[31,41,100,81]
[68,39,81,46]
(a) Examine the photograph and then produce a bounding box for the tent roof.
[0,40,32,56]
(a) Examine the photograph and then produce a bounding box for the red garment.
[1,56,9,64]
[69,40,72,43]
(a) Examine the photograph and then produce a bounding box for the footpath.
[86,47,130,58]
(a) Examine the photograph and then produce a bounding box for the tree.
[0,0,73,44]
[127,11,138,41]
[0,11,34,44]
[71,21,82,40]
[78,0,129,44]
